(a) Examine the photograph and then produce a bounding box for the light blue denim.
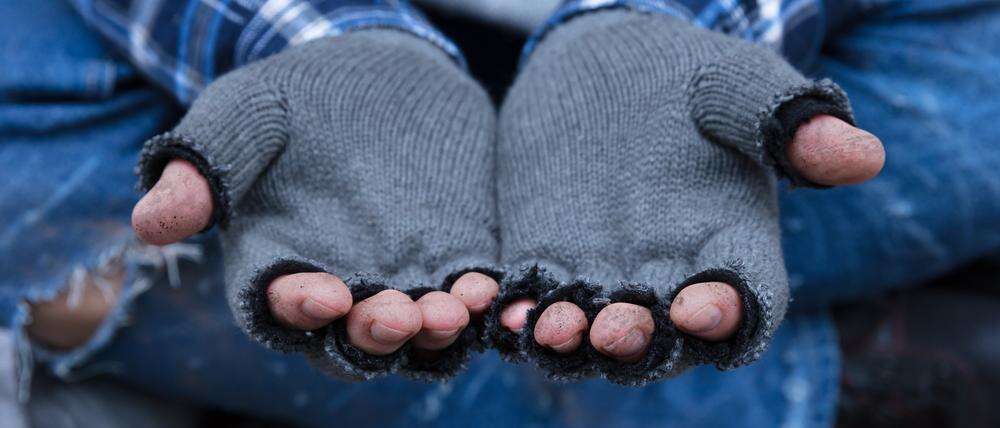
[1,0,999,427]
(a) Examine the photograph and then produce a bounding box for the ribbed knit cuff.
[438,263,506,349]
[759,81,856,187]
[689,60,855,188]
[317,273,406,380]
[506,265,780,384]
[666,267,767,370]
[400,261,505,381]
[484,265,560,362]
[520,278,603,381]
[234,258,330,354]
[490,264,687,386]
[136,73,289,227]
[291,261,504,382]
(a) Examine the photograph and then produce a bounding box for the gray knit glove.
[488,10,854,384]
[137,30,500,381]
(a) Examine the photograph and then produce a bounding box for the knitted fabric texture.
[137,30,501,381]
[488,10,854,385]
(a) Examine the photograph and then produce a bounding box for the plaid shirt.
[529,0,837,70]
[68,0,841,105]
[67,0,463,105]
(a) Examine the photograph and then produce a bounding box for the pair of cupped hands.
[134,121,881,365]
[131,13,884,383]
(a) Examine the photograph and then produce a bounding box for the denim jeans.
[2,0,999,427]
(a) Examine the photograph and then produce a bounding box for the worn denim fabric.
[2,0,999,427]
[0,0,181,400]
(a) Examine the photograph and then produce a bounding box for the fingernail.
[602,328,648,358]
[547,334,581,353]
[370,321,413,344]
[301,297,342,321]
[465,299,492,314]
[684,304,723,333]
[421,328,462,342]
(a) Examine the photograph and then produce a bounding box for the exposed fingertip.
[349,290,422,354]
[534,302,588,353]
[267,272,351,330]
[367,290,423,332]
[416,291,470,332]
[131,159,214,245]
[413,291,470,350]
[450,272,499,315]
[500,298,536,332]
[590,303,654,362]
[789,115,885,186]
[671,282,742,341]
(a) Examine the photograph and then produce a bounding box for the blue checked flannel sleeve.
[528,0,847,70]
[67,0,463,105]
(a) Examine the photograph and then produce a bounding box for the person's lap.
[4,0,1000,427]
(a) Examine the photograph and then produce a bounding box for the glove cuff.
[137,65,290,227]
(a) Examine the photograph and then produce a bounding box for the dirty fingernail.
[301,297,343,321]
[683,304,723,333]
[370,321,412,344]
[602,328,648,358]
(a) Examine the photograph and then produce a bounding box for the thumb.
[131,159,214,245]
[787,115,885,186]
